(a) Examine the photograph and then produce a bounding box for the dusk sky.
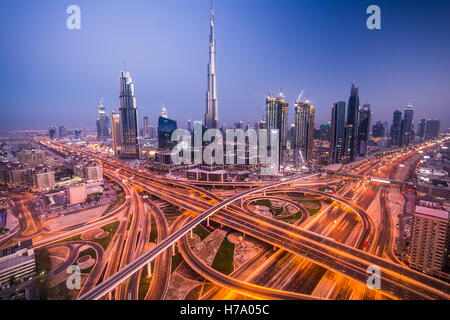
[0,0,449,131]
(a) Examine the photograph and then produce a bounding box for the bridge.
[321,169,409,186]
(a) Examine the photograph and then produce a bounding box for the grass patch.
[149,220,158,243]
[193,224,210,241]
[252,199,272,207]
[211,237,235,276]
[171,253,183,273]
[77,247,97,274]
[89,220,120,250]
[138,262,153,300]
[127,215,133,231]
[298,200,321,216]
[102,194,124,216]
[280,210,303,223]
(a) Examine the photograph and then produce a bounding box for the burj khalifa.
[204,1,219,129]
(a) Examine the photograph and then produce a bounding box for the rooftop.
[415,205,449,221]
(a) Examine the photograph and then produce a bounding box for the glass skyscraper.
[357,104,371,156]
[157,116,178,151]
[265,93,289,166]
[118,71,139,159]
[96,98,110,141]
[329,101,346,163]
[344,84,360,161]
[293,101,315,165]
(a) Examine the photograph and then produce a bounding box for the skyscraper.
[319,123,331,142]
[265,93,289,166]
[143,116,149,138]
[293,101,315,165]
[329,101,346,163]
[111,110,121,155]
[204,1,219,129]
[58,126,68,138]
[417,118,427,140]
[344,84,360,161]
[96,98,110,141]
[48,127,56,139]
[390,109,402,146]
[372,120,386,138]
[357,104,371,156]
[118,71,139,159]
[158,116,178,151]
[424,120,441,139]
[400,105,414,146]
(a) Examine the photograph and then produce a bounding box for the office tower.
[357,104,371,155]
[424,120,441,139]
[399,119,406,146]
[409,202,449,276]
[204,1,219,129]
[96,98,110,141]
[319,123,331,142]
[118,71,139,159]
[143,116,149,138]
[344,84,360,161]
[265,93,289,165]
[58,126,68,138]
[187,119,192,133]
[417,118,427,140]
[293,101,315,165]
[149,126,157,140]
[158,116,177,151]
[329,101,346,163]
[48,127,56,139]
[111,110,121,155]
[372,120,386,138]
[74,129,82,139]
[401,105,414,146]
[390,109,402,146]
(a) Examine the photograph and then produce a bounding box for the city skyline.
[1,0,450,131]
[1,0,449,304]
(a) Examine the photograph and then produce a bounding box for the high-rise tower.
[96,98,110,141]
[390,109,402,146]
[357,104,371,155]
[329,101,346,163]
[111,110,121,155]
[293,101,315,165]
[344,84,360,161]
[118,71,139,159]
[204,1,219,129]
[265,92,289,167]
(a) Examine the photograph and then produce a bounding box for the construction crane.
[296,90,304,104]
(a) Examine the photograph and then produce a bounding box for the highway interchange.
[3,137,448,300]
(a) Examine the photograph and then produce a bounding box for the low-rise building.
[31,166,55,192]
[17,149,45,168]
[0,240,36,286]
[66,183,87,205]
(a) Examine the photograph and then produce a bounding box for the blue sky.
[0,0,449,130]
